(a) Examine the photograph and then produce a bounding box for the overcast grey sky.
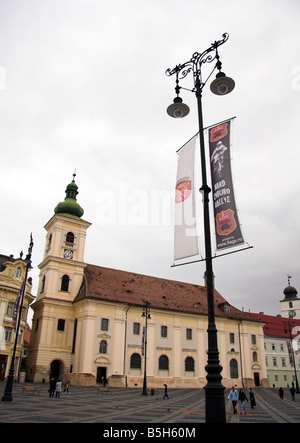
[1,0,299,320]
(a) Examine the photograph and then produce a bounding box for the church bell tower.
[38,173,91,302]
[280,276,300,319]
[26,174,91,382]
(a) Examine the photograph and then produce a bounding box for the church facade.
[26,177,269,388]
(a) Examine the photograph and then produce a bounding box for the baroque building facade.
[249,312,300,388]
[0,253,34,381]
[26,176,269,388]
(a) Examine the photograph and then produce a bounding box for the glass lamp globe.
[210,72,235,95]
[167,97,190,118]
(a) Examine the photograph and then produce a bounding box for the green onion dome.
[54,173,84,219]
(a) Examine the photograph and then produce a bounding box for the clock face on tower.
[289,310,296,318]
[64,249,73,259]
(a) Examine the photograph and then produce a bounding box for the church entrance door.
[0,355,7,381]
[97,366,107,383]
[50,359,64,380]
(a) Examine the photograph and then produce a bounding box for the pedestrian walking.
[249,388,256,409]
[55,379,62,398]
[49,377,56,398]
[228,386,238,414]
[290,384,296,401]
[63,381,70,394]
[239,388,248,415]
[163,384,169,399]
[278,387,284,400]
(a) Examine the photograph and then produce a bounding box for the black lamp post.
[2,234,34,402]
[141,300,151,395]
[166,33,235,423]
[284,321,300,393]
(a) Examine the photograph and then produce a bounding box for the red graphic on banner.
[216,209,237,236]
[210,123,228,143]
[175,180,191,203]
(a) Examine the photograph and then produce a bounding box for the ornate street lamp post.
[284,321,300,393]
[141,300,151,395]
[2,234,34,402]
[165,33,235,423]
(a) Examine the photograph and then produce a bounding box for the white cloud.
[1,0,300,319]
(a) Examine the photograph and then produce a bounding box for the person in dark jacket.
[163,384,169,399]
[49,378,56,398]
[279,387,284,400]
[249,388,256,409]
[290,383,296,401]
[239,388,248,415]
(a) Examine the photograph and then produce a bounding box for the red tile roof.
[74,264,257,322]
[248,313,300,338]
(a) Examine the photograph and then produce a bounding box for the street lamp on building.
[141,300,151,395]
[165,33,235,423]
[2,234,34,402]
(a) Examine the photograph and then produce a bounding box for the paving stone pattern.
[0,383,299,424]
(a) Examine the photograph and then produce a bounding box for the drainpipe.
[238,321,244,388]
[123,305,131,388]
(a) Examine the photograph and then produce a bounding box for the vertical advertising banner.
[12,283,26,330]
[287,341,295,365]
[209,120,244,251]
[141,326,145,356]
[174,136,199,260]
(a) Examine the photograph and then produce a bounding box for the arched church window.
[15,267,21,279]
[130,353,141,369]
[99,340,107,354]
[47,233,52,247]
[230,358,238,378]
[159,355,169,370]
[185,356,195,372]
[61,275,70,292]
[41,275,46,292]
[66,232,74,245]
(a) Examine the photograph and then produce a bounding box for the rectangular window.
[186,328,192,340]
[230,333,235,344]
[133,322,140,335]
[21,308,26,320]
[251,335,257,345]
[4,327,13,342]
[161,325,167,338]
[101,318,109,331]
[6,302,14,316]
[57,319,65,331]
